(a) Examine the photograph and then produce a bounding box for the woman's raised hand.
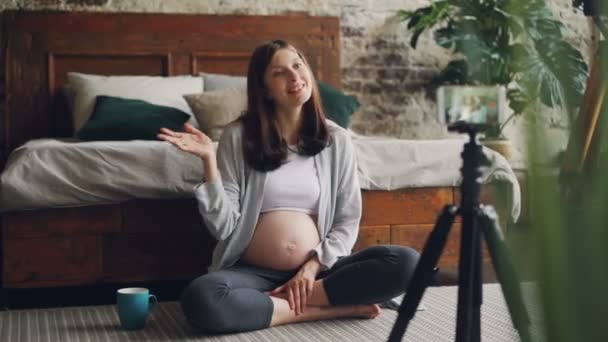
[158,123,215,160]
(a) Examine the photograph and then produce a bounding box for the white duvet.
[0,135,520,221]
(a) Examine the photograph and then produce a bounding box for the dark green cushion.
[77,96,190,141]
[318,81,360,128]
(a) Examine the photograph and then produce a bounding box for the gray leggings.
[180,245,419,334]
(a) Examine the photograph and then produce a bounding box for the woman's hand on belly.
[242,211,320,270]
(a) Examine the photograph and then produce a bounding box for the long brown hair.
[241,39,330,172]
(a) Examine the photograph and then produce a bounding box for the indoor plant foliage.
[398,0,589,139]
[525,76,608,342]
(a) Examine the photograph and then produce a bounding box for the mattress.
[0,135,520,221]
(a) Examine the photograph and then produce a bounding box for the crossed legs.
[180,245,419,334]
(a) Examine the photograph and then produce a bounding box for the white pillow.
[183,85,247,141]
[67,72,204,133]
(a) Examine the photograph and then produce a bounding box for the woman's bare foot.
[269,296,382,327]
[354,304,381,319]
[268,291,381,318]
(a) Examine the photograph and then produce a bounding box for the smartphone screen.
[437,85,507,129]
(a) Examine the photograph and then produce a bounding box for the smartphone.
[437,85,507,128]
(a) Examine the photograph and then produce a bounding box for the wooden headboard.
[3,10,340,157]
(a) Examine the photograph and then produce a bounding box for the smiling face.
[242,40,330,171]
[263,47,313,113]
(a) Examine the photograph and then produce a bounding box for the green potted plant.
[398,2,607,341]
[397,0,589,158]
[525,42,607,342]
[526,2,607,341]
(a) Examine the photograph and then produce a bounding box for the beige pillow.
[184,86,247,141]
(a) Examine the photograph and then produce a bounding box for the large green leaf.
[433,59,468,85]
[526,18,566,41]
[506,85,530,115]
[435,25,457,49]
[512,39,588,120]
[435,21,511,85]
[507,0,551,20]
[505,0,555,43]
[398,1,452,49]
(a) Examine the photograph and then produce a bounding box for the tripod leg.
[388,205,458,342]
[478,205,533,342]
[455,209,477,342]
[471,221,482,342]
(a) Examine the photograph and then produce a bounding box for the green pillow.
[77,96,190,141]
[318,81,360,128]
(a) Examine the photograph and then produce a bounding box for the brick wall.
[0,0,595,166]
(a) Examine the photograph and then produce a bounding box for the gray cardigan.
[194,120,362,272]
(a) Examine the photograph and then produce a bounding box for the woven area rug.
[0,284,543,341]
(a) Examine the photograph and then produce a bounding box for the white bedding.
[352,133,521,221]
[0,136,520,221]
[0,139,204,211]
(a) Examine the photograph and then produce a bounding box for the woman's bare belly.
[242,211,320,271]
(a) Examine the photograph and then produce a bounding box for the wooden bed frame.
[0,10,503,290]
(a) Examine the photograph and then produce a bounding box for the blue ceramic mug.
[116,287,157,330]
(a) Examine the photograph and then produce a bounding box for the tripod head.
[448,121,491,213]
[447,120,485,137]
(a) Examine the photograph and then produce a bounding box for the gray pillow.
[200,72,246,91]
[183,85,247,141]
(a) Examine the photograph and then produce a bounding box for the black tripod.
[388,122,532,342]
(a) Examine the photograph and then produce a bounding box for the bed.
[0,10,520,289]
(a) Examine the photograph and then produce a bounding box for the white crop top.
[260,149,320,215]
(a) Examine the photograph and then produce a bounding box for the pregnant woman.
[158,39,420,334]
